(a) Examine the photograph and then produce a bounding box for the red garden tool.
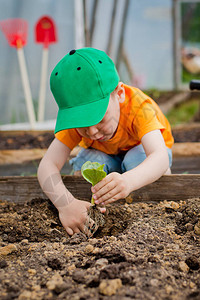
[0,18,36,129]
[35,16,57,122]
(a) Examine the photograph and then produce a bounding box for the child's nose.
[86,126,98,136]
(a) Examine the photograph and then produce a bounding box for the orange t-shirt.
[55,84,174,155]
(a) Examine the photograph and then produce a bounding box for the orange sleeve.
[55,129,82,150]
[133,100,165,140]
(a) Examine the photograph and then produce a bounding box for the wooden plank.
[1,143,200,165]
[172,142,200,157]
[159,92,191,114]
[0,147,80,165]
[172,122,200,131]
[0,175,199,204]
[129,174,200,203]
[0,176,91,204]
[0,149,47,164]
[172,156,200,174]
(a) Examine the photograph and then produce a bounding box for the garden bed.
[0,123,200,150]
[0,173,200,300]
[0,194,200,299]
[0,127,200,174]
[0,131,54,150]
[172,123,200,143]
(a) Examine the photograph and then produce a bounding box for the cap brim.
[54,95,110,133]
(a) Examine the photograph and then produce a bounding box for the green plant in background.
[166,99,199,126]
[182,68,200,83]
[81,161,106,205]
[144,88,163,100]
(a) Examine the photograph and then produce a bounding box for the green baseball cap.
[50,47,120,133]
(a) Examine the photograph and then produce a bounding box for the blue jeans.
[69,144,172,174]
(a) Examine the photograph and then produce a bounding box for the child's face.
[76,88,122,142]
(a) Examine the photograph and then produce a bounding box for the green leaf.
[81,161,107,186]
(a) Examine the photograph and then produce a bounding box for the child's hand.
[92,172,130,205]
[59,199,90,236]
[58,198,105,236]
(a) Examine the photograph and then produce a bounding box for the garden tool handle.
[17,47,36,129]
[189,80,200,91]
[38,47,48,122]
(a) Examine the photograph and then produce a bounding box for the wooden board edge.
[0,144,200,165]
[0,174,199,204]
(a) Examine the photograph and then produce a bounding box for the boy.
[37,48,174,236]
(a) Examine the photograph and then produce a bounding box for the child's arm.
[92,130,169,205]
[37,138,91,235]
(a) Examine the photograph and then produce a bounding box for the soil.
[146,91,189,105]
[0,197,200,299]
[0,132,54,150]
[172,127,200,143]
[86,205,106,237]
[0,125,199,151]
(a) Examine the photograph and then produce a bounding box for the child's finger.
[66,227,74,236]
[73,227,81,234]
[99,190,122,205]
[93,180,116,200]
[92,175,113,193]
[102,197,119,205]
[95,185,121,204]
[98,206,106,213]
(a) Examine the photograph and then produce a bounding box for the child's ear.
[117,82,125,103]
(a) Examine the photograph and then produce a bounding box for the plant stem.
[91,194,95,205]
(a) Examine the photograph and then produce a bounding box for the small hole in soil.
[93,205,131,238]
[47,258,63,270]
[185,256,200,270]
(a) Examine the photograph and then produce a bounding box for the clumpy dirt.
[0,123,200,151]
[0,197,200,300]
[146,90,188,106]
[86,205,106,237]
[0,132,54,150]
[172,127,200,143]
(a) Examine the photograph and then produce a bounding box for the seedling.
[81,161,106,205]
[81,161,106,236]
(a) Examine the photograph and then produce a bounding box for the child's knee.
[69,148,110,173]
[121,145,146,172]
